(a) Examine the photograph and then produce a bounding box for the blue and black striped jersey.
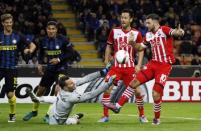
[38,34,74,71]
[0,31,30,69]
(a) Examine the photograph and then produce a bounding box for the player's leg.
[98,88,111,122]
[23,70,55,121]
[135,87,148,123]
[98,67,120,122]
[5,69,17,122]
[41,72,63,123]
[104,65,154,114]
[49,116,59,125]
[125,68,148,123]
[152,63,171,125]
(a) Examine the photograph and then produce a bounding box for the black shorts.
[0,68,17,93]
[39,69,66,89]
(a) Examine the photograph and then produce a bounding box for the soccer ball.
[115,50,129,64]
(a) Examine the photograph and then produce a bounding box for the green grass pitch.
[0,103,200,131]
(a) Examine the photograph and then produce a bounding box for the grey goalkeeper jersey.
[51,71,112,120]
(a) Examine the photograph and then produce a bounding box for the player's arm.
[136,50,144,73]
[129,31,147,51]
[72,76,116,103]
[58,38,74,62]
[19,33,36,54]
[76,61,113,86]
[164,24,185,37]
[104,29,114,65]
[24,42,36,54]
[104,44,113,64]
[75,71,103,86]
[37,39,45,75]
[50,37,74,65]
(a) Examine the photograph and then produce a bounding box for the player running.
[26,70,116,125]
[104,13,185,125]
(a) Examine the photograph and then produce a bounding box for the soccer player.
[23,21,75,121]
[104,13,185,125]
[98,9,148,123]
[0,13,36,122]
[26,70,116,125]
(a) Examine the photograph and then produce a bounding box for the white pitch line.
[86,113,201,121]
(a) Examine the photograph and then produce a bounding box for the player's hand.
[104,56,113,66]
[135,64,141,73]
[24,48,32,54]
[49,58,60,65]
[106,59,114,70]
[176,24,185,37]
[37,64,44,75]
[128,32,135,45]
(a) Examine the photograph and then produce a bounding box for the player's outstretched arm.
[75,75,116,103]
[76,60,113,86]
[75,72,102,86]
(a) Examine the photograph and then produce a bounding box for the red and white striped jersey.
[145,26,175,64]
[107,27,143,68]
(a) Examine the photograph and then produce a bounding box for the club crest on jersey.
[119,41,127,48]
[12,39,17,44]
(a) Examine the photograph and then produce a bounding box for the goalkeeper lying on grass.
[26,69,116,125]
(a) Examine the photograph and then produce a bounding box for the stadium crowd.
[68,0,201,65]
[0,0,81,65]
[0,0,200,65]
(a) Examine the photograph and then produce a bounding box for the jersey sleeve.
[75,71,101,86]
[18,33,31,47]
[74,81,112,103]
[161,26,173,36]
[136,31,143,43]
[58,36,74,61]
[106,29,114,45]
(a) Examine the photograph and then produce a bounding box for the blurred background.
[0,0,200,77]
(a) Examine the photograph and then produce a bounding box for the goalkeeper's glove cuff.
[100,68,108,77]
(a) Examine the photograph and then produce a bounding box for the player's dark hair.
[58,76,70,88]
[121,8,134,18]
[146,13,160,21]
[1,13,13,22]
[47,20,58,28]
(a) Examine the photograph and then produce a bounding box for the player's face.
[64,79,76,92]
[145,18,155,32]
[46,25,57,38]
[120,13,132,29]
[2,18,13,32]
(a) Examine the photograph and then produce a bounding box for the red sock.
[117,86,134,107]
[136,96,144,117]
[153,100,161,119]
[102,93,110,117]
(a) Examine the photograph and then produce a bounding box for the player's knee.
[129,79,140,88]
[134,87,141,97]
[152,91,161,101]
[7,92,15,99]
